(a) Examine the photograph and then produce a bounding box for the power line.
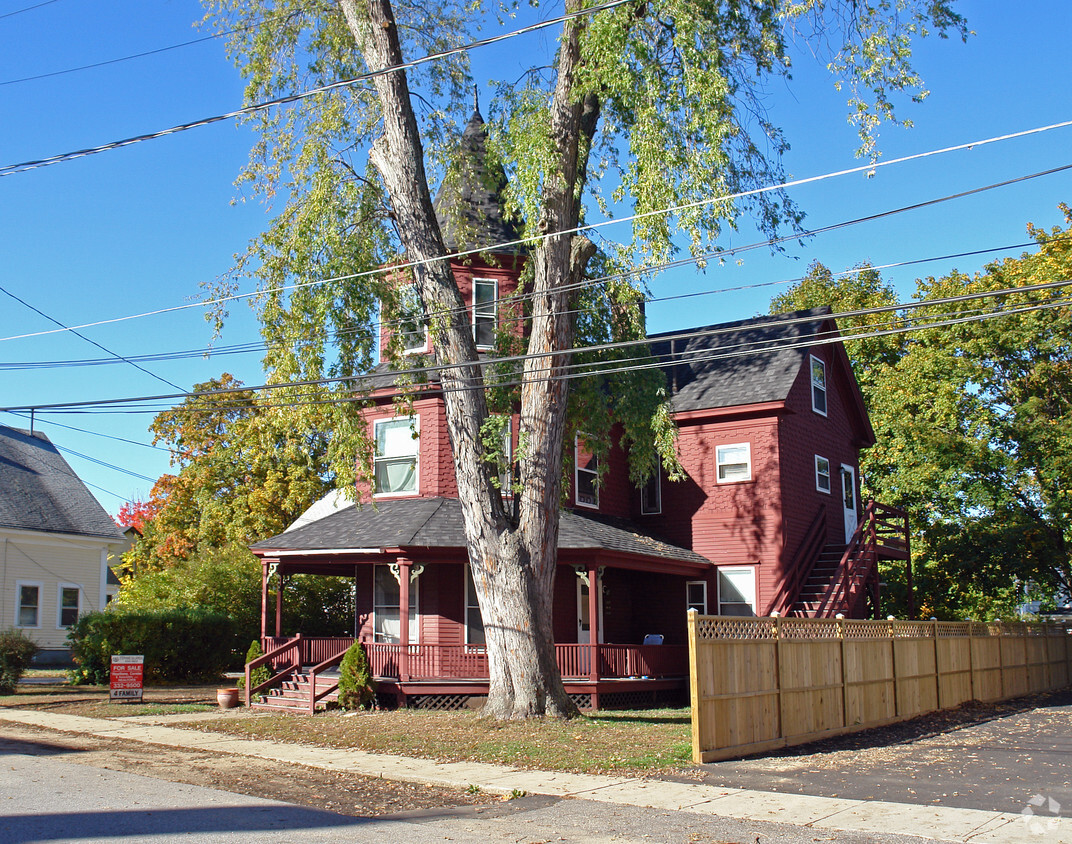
[0,284,186,391]
[0,0,60,21]
[6,279,1069,415]
[0,411,170,452]
[3,127,1070,345]
[53,444,157,483]
[0,0,633,177]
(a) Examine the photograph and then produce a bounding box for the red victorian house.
[246,110,908,712]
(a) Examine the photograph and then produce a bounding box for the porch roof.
[251,496,711,572]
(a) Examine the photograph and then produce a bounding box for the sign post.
[109,655,144,702]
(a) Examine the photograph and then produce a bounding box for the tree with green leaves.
[772,209,1072,619]
[127,374,334,570]
[205,0,966,717]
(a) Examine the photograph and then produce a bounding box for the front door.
[576,572,604,644]
[841,464,858,543]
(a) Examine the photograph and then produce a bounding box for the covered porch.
[247,497,711,711]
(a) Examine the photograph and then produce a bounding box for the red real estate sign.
[109,655,144,702]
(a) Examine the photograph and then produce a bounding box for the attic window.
[575,434,599,509]
[716,443,751,483]
[473,278,497,350]
[810,355,827,416]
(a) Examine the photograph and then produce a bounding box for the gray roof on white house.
[0,426,124,540]
[648,307,836,413]
[252,496,710,566]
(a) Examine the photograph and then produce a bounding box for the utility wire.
[0,284,186,391]
[0,0,633,177]
[0,411,171,451]
[4,134,1070,345]
[53,444,157,483]
[5,279,1069,415]
[0,0,60,21]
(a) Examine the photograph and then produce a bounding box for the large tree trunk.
[342,0,597,717]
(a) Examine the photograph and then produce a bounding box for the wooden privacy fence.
[687,613,1072,763]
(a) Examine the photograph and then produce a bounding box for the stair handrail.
[305,647,349,715]
[816,501,880,617]
[245,634,303,707]
[765,504,827,617]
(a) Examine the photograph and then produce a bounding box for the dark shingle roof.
[648,308,836,413]
[0,426,124,540]
[252,497,709,566]
[432,109,523,254]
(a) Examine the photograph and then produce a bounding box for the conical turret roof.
[433,108,524,255]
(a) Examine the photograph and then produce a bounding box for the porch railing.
[257,636,687,685]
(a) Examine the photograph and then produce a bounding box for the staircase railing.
[305,649,347,714]
[765,505,827,618]
[245,634,304,707]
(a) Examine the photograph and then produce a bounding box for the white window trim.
[463,566,485,648]
[717,566,757,617]
[810,354,828,417]
[574,433,600,510]
[716,442,752,484]
[686,580,708,614]
[372,416,420,498]
[472,277,498,351]
[640,465,662,515]
[400,284,429,355]
[815,455,831,494]
[15,580,42,629]
[57,583,82,629]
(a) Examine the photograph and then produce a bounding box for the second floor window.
[374,417,419,495]
[810,355,827,416]
[399,285,428,354]
[716,443,751,483]
[640,466,661,514]
[815,455,831,493]
[473,278,497,349]
[575,434,599,509]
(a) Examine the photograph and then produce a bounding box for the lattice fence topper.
[693,615,1068,641]
[695,617,777,640]
[843,619,891,639]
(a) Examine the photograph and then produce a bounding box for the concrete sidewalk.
[0,706,1066,844]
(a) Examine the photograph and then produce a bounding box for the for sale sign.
[109,654,144,702]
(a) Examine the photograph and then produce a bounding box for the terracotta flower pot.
[216,688,240,709]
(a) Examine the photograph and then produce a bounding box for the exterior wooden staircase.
[249,672,340,714]
[766,500,910,619]
[244,635,346,713]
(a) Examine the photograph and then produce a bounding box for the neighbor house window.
[716,443,751,483]
[374,417,419,495]
[575,434,599,509]
[815,455,831,493]
[640,466,662,515]
[464,566,485,647]
[472,278,497,350]
[373,565,419,643]
[810,355,827,416]
[399,284,428,354]
[16,582,40,628]
[717,567,757,617]
[58,585,80,628]
[686,581,708,614]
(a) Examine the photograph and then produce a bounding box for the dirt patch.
[0,720,499,818]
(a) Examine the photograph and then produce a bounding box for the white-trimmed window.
[399,285,428,354]
[717,567,757,617]
[464,566,485,647]
[373,416,419,496]
[575,434,599,509]
[472,278,498,350]
[716,443,751,483]
[686,580,708,614]
[373,565,419,643]
[815,455,831,494]
[16,582,40,628]
[640,466,662,515]
[57,584,81,628]
[810,355,827,416]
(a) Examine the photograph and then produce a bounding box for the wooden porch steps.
[791,545,846,616]
[248,673,339,714]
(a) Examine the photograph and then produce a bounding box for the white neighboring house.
[0,426,125,662]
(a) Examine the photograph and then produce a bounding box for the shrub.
[336,640,375,710]
[0,629,39,694]
[67,608,235,685]
[236,640,271,698]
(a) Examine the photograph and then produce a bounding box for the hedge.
[67,608,235,685]
[0,629,39,694]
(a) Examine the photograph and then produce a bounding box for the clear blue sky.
[1,0,1069,516]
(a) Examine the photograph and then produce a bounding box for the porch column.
[260,560,271,640]
[588,563,600,684]
[275,569,284,638]
[398,557,411,682]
